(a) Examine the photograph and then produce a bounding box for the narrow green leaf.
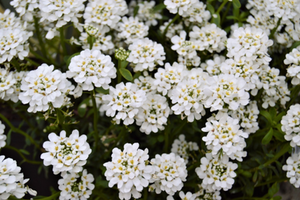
[262,128,273,145]
[232,0,241,8]
[288,41,300,51]
[268,182,279,197]
[133,5,139,17]
[206,3,215,14]
[19,149,30,155]
[119,68,133,81]
[95,87,109,94]
[226,16,239,20]
[260,110,273,123]
[273,130,285,142]
[212,13,221,27]
[120,60,128,68]
[245,180,254,197]
[152,3,166,12]
[252,170,258,182]
[65,52,80,66]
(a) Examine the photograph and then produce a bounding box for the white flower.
[0,27,32,64]
[0,156,35,199]
[84,0,128,29]
[283,151,300,188]
[67,49,116,90]
[39,0,86,38]
[3,71,28,103]
[101,82,146,125]
[104,143,153,200]
[159,20,183,40]
[127,38,165,72]
[200,55,226,76]
[0,68,16,101]
[133,74,157,94]
[10,0,39,22]
[196,184,222,199]
[58,169,95,200]
[195,153,238,191]
[284,46,300,85]
[129,1,162,26]
[149,153,187,196]
[202,112,248,161]
[0,9,24,28]
[135,93,170,134]
[281,104,300,147]
[181,1,211,24]
[0,120,6,149]
[189,23,227,53]
[171,134,199,164]
[19,64,74,113]
[40,130,92,175]
[164,0,197,15]
[117,17,149,44]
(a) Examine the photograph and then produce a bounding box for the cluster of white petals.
[58,170,95,200]
[67,49,116,91]
[196,184,222,200]
[129,1,162,26]
[284,46,300,85]
[104,143,153,200]
[101,82,146,125]
[149,153,187,195]
[181,1,211,24]
[200,55,225,76]
[10,0,39,22]
[117,17,149,45]
[164,0,197,15]
[135,93,170,134]
[40,130,92,175]
[19,64,74,113]
[0,68,16,101]
[3,71,28,103]
[171,134,199,164]
[283,151,300,188]
[0,156,36,199]
[159,20,183,40]
[0,120,6,149]
[202,112,248,161]
[39,0,86,39]
[281,104,300,147]
[195,153,238,191]
[189,23,227,53]
[127,38,165,72]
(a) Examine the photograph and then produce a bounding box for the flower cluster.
[104,143,153,200]
[281,104,300,147]
[284,46,300,85]
[129,1,162,26]
[0,155,36,199]
[40,130,92,175]
[0,120,6,149]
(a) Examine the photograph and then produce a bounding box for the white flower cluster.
[67,49,116,92]
[171,134,199,164]
[117,17,149,44]
[164,0,197,15]
[202,112,248,161]
[127,38,166,72]
[0,155,36,199]
[19,64,74,113]
[281,104,300,147]
[104,143,153,200]
[200,55,225,76]
[149,153,187,195]
[0,68,16,101]
[58,170,95,200]
[40,130,92,174]
[189,23,227,53]
[0,120,6,149]
[10,0,39,22]
[283,150,300,188]
[196,184,222,200]
[84,0,128,29]
[284,46,300,85]
[39,0,86,39]
[195,153,238,192]
[181,1,211,25]
[129,1,162,26]
[159,20,183,40]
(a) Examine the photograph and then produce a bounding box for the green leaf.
[95,87,109,94]
[206,3,215,14]
[65,52,80,66]
[252,170,258,182]
[133,5,139,17]
[212,13,221,27]
[245,180,254,197]
[232,0,241,8]
[268,182,279,197]
[20,149,30,155]
[262,128,273,145]
[274,111,286,123]
[273,130,285,142]
[120,60,128,68]
[260,110,273,123]
[226,16,239,20]
[152,3,166,12]
[289,41,300,51]
[119,68,133,81]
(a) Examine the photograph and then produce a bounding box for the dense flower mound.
[67,49,116,91]
[58,170,95,200]
[195,153,238,192]
[284,46,300,85]
[283,150,300,188]
[135,93,170,134]
[40,130,92,175]
[171,134,199,164]
[104,143,153,200]
[281,104,300,147]
[0,68,16,101]
[0,155,36,199]
[127,38,166,72]
[202,112,248,161]
[19,64,74,113]
[101,82,146,125]
[10,0,39,22]
[181,0,211,24]
[3,71,28,103]
[149,153,187,195]
[0,120,6,149]
[164,0,197,15]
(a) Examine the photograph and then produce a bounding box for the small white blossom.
[129,1,162,26]
[40,130,92,174]
[281,104,300,147]
[284,46,300,85]
[164,0,197,15]
[149,153,187,196]
[104,143,153,200]
[283,150,300,188]
[181,1,211,25]
[200,55,226,76]
[195,153,238,191]
[159,20,184,40]
[0,120,6,149]
[10,0,39,22]
[58,170,95,200]
[0,68,16,101]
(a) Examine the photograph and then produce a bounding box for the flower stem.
[4,145,43,165]
[60,26,68,56]
[34,16,47,59]
[163,13,180,39]
[0,113,40,150]
[91,90,99,148]
[216,0,228,14]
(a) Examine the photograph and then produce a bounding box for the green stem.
[24,57,40,67]
[10,58,21,72]
[143,188,148,200]
[60,27,68,56]
[3,145,42,165]
[0,113,40,150]
[163,13,180,39]
[34,16,47,59]
[269,18,282,40]
[117,60,122,83]
[91,90,99,148]
[216,0,228,14]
